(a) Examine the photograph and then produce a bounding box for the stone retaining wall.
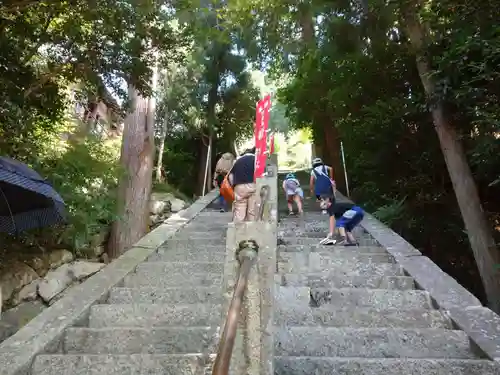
[359,205,500,361]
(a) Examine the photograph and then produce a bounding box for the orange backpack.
[219,161,235,204]
[219,175,235,204]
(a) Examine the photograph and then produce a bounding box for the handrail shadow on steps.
[211,185,270,375]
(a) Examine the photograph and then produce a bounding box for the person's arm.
[329,215,336,237]
[282,180,287,193]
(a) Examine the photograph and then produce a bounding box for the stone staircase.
[10,189,500,374]
[273,195,499,374]
[30,209,232,375]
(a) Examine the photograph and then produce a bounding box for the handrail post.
[222,220,277,375]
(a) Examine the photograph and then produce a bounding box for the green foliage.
[39,138,122,249]
[160,134,199,197]
[373,197,408,227]
[225,0,499,300]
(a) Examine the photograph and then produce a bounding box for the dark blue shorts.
[337,211,364,232]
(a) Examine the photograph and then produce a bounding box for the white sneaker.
[321,210,327,215]
[319,236,336,246]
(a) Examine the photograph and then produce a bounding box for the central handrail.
[258,184,270,221]
[212,240,259,375]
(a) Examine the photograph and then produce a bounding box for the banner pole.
[202,137,212,196]
[340,141,350,197]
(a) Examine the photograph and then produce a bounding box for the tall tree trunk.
[155,117,167,183]
[156,71,169,183]
[323,124,346,193]
[108,61,158,258]
[299,2,320,161]
[401,0,500,312]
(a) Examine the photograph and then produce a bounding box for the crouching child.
[282,173,304,216]
[319,198,365,246]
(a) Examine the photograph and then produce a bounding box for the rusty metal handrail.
[257,185,270,221]
[212,240,259,375]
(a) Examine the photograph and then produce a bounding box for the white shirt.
[310,165,331,179]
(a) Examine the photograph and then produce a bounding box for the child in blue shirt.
[319,199,364,246]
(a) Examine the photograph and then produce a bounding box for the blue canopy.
[0,157,66,234]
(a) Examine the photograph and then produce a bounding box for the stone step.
[280,231,372,239]
[275,327,477,358]
[279,263,404,277]
[148,249,226,263]
[31,354,214,375]
[175,230,226,238]
[123,272,222,288]
[170,236,225,244]
[64,326,474,359]
[275,306,451,328]
[108,287,223,304]
[274,358,499,375]
[134,261,224,275]
[107,285,305,307]
[182,224,228,231]
[159,240,225,251]
[88,304,221,328]
[279,245,388,254]
[277,254,395,273]
[317,252,393,263]
[279,274,414,290]
[63,327,218,354]
[282,237,378,246]
[308,288,432,309]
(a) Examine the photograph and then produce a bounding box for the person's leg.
[233,185,248,223]
[245,183,257,221]
[294,190,303,213]
[292,195,302,214]
[344,213,363,245]
[218,194,225,208]
[336,217,348,245]
[287,195,294,214]
[345,231,357,244]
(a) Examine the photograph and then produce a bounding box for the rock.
[79,245,105,259]
[25,254,49,276]
[93,246,105,257]
[150,192,185,213]
[169,197,186,212]
[22,249,73,277]
[11,279,39,305]
[48,249,74,269]
[0,261,38,303]
[149,200,166,214]
[100,253,109,264]
[37,261,105,303]
[90,231,108,247]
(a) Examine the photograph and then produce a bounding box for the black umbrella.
[0,157,66,234]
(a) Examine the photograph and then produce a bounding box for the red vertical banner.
[254,94,271,180]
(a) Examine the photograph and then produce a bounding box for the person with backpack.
[309,157,336,213]
[282,173,304,216]
[228,147,256,222]
[213,152,235,212]
[319,199,365,246]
